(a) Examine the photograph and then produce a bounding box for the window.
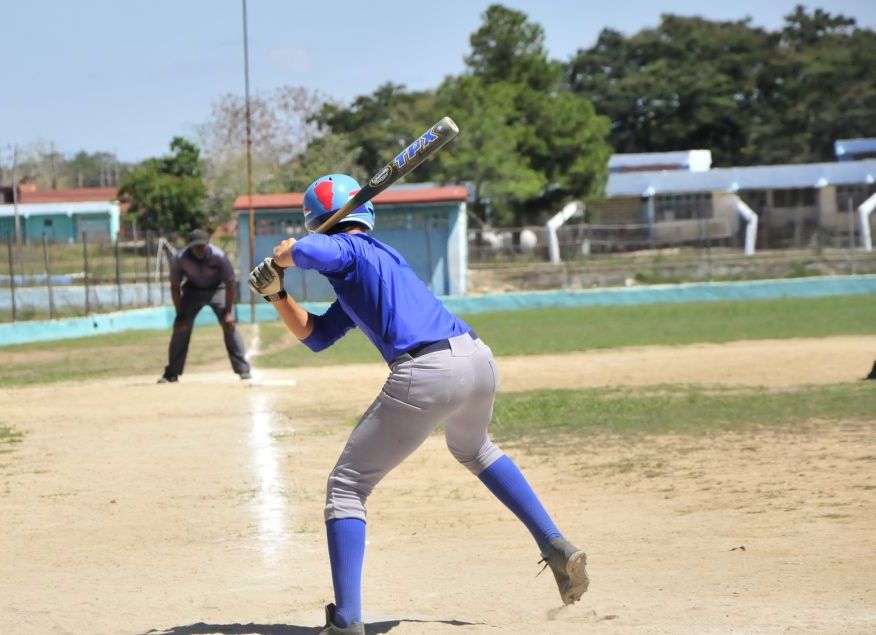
[373,211,448,231]
[739,190,767,214]
[836,184,876,212]
[253,213,306,236]
[772,188,816,208]
[654,193,712,221]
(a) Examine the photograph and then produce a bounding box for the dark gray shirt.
[170,245,234,290]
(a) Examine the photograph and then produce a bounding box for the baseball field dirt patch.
[1,336,874,634]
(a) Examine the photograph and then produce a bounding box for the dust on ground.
[1,335,874,634]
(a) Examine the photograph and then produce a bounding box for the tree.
[63,150,127,187]
[465,4,562,90]
[315,83,441,179]
[197,86,331,221]
[566,7,876,166]
[4,144,128,190]
[285,133,366,192]
[439,4,610,223]
[436,76,546,224]
[567,16,773,165]
[753,6,876,163]
[118,137,207,234]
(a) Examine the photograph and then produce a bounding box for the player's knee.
[324,467,370,521]
[446,439,475,465]
[446,436,502,474]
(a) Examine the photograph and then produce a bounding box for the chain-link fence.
[2,231,173,322]
[468,219,734,263]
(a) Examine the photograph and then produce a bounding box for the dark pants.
[164,285,250,378]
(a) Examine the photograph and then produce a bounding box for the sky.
[1,0,874,163]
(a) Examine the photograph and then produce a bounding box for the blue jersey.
[292,233,470,364]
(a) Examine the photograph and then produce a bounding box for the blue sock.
[326,517,366,628]
[478,454,562,551]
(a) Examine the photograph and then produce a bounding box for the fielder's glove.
[248,257,287,302]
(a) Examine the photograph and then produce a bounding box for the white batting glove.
[248,257,287,302]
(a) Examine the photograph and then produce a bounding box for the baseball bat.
[314,116,459,234]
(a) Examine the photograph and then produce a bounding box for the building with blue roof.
[834,138,876,162]
[602,150,876,251]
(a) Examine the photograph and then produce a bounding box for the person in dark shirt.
[158,229,250,383]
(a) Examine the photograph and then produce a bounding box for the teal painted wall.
[236,202,465,301]
[73,212,113,241]
[23,214,75,243]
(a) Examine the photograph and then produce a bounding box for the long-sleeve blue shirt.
[291,232,470,364]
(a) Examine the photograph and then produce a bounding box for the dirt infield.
[2,336,875,634]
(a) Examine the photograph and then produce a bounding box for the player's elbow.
[300,332,332,353]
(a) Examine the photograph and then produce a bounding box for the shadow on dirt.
[143,617,483,634]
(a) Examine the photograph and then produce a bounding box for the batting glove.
[248,257,287,302]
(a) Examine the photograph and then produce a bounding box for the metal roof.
[233,185,468,211]
[0,201,120,218]
[19,187,119,204]
[606,159,876,197]
[608,150,712,172]
[834,138,876,159]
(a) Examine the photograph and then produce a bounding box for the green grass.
[0,325,244,385]
[1,294,874,385]
[0,424,23,451]
[464,295,875,358]
[490,383,876,439]
[258,294,876,366]
[256,323,378,367]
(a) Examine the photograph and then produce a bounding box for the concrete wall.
[589,197,642,224]
[819,186,840,230]
[713,192,741,234]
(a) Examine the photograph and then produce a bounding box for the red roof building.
[18,187,119,204]
[232,184,470,298]
[232,185,468,211]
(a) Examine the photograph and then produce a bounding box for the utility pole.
[11,145,22,246]
[242,0,256,323]
[50,141,58,189]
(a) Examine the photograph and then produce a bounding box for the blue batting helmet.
[302,174,375,232]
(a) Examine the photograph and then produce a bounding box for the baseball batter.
[249,174,588,635]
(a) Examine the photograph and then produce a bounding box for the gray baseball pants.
[325,332,504,521]
[164,284,250,378]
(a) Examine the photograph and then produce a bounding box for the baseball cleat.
[157,374,178,384]
[538,536,590,604]
[318,603,365,635]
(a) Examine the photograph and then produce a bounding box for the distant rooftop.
[233,185,468,211]
[609,150,712,173]
[18,186,119,204]
[607,159,876,197]
[834,138,876,161]
[0,200,120,218]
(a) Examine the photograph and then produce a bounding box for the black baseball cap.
[187,229,210,246]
